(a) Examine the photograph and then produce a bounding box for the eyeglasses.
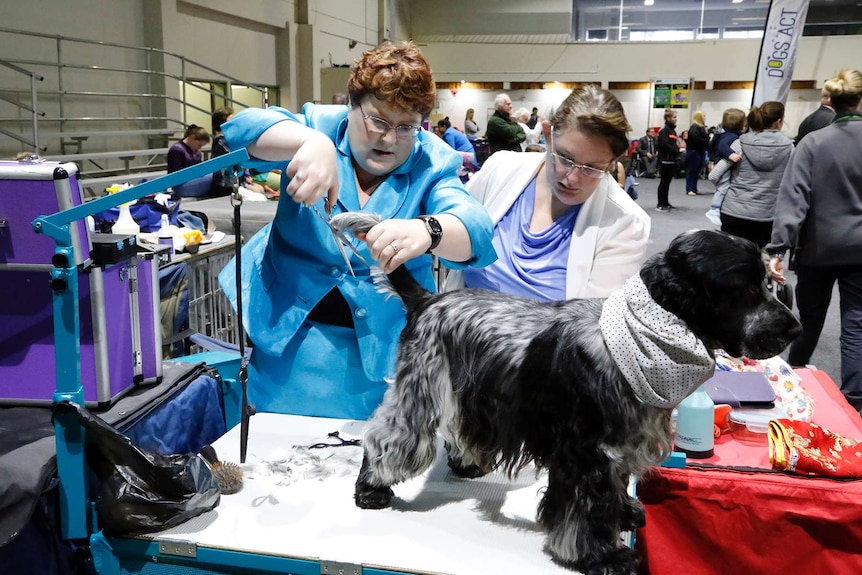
[359,105,421,140]
[548,129,609,180]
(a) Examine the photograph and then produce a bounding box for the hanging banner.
[653,79,690,109]
[751,0,811,106]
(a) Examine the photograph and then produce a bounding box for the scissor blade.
[311,204,357,276]
[332,227,371,268]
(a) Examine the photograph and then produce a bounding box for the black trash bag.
[53,401,220,537]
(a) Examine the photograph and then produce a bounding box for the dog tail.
[331,212,430,310]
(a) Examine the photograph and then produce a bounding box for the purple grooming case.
[0,159,162,409]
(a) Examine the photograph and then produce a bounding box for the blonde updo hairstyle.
[824,69,862,113]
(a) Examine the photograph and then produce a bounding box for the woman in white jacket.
[446,85,650,301]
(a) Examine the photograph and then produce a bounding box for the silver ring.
[390,242,399,253]
[294,172,304,180]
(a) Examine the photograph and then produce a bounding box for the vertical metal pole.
[752,0,775,108]
[181,57,187,126]
[618,0,624,41]
[57,37,64,135]
[30,75,39,153]
[49,242,89,540]
[146,50,153,127]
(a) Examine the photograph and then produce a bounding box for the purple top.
[167,140,201,173]
[463,177,580,301]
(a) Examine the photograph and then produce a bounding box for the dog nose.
[787,318,802,341]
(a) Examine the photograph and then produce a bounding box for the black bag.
[53,402,220,536]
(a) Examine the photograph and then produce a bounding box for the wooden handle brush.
[200,444,243,495]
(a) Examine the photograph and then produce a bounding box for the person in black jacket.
[635,127,659,177]
[794,88,835,145]
[685,110,709,196]
[656,109,680,211]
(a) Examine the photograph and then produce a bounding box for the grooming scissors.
[310,203,371,277]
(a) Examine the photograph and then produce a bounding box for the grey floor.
[633,175,842,387]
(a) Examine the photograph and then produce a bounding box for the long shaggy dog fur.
[334,212,801,575]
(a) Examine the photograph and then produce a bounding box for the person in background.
[331,92,348,105]
[168,125,213,198]
[714,101,793,248]
[486,93,525,155]
[218,41,495,420]
[527,106,539,129]
[767,69,862,412]
[512,107,544,151]
[795,87,835,145]
[684,110,709,196]
[444,85,650,301]
[705,108,746,226]
[436,116,476,168]
[656,109,680,211]
[210,106,236,196]
[636,127,658,177]
[612,160,626,189]
[464,108,480,141]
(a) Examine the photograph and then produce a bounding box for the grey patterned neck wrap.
[599,274,715,408]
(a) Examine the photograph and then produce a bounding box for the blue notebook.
[704,371,776,408]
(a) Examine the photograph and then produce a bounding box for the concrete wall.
[1,0,860,157]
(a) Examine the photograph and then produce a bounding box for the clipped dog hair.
[333,212,800,575]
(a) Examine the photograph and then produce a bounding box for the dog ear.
[645,230,767,346]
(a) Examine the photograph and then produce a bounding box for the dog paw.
[574,547,640,575]
[354,481,394,509]
[620,500,646,530]
[562,547,638,575]
[447,457,487,479]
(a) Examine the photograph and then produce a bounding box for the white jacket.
[446,151,651,299]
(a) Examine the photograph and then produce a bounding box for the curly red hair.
[347,41,436,117]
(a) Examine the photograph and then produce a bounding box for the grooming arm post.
[32,149,250,540]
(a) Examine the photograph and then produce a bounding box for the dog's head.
[640,230,801,359]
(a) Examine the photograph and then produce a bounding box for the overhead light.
[644,0,654,5]
[732,0,743,3]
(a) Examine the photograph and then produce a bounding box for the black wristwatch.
[417,215,443,253]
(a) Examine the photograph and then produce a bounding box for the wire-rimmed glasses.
[359,105,421,140]
[548,128,609,180]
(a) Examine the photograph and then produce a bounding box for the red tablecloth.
[637,369,862,575]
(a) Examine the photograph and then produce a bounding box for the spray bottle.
[674,384,715,459]
[158,213,174,256]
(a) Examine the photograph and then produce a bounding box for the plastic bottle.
[158,213,174,256]
[112,203,140,236]
[673,384,715,459]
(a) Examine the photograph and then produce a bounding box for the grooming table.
[102,412,578,574]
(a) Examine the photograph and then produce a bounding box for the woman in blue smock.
[218,41,496,420]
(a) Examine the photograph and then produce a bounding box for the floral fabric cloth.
[769,419,862,478]
[715,352,814,421]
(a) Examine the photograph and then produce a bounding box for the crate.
[173,238,240,353]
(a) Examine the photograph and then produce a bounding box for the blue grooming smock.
[218,104,495,419]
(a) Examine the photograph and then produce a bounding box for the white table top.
[142,412,577,574]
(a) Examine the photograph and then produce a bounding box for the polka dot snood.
[599,273,715,408]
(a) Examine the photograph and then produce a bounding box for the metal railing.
[0,58,44,151]
[0,26,266,156]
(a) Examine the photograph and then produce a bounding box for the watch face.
[425,216,443,235]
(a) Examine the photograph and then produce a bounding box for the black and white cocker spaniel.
[334,213,800,575]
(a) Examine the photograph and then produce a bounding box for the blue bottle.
[674,384,715,459]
